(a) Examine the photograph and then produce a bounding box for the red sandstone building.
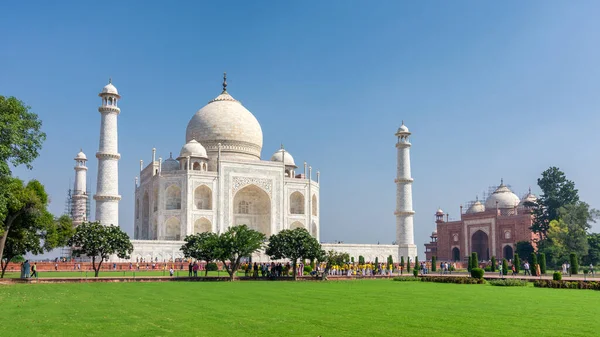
[424,181,538,262]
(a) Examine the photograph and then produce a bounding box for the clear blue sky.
[2,1,600,258]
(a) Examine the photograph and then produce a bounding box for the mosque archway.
[165,217,181,240]
[194,185,212,210]
[311,221,318,238]
[312,194,318,216]
[452,247,460,262]
[165,185,181,210]
[290,192,305,214]
[153,188,158,212]
[290,221,304,230]
[233,184,271,236]
[142,192,150,239]
[503,245,513,260]
[194,218,212,234]
[471,230,489,261]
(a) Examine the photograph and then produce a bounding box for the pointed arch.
[135,198,140,219]
[153,187,158,212]
[165,185,181,210]
[142,192,150,239]
[194,185,212,210]
[290,191,305,214]
[290,221,304,230]
[233,184,271,236]
[310,221,318,238]
[194,218,212,234]
[312,194,318,216]
[193,162,200,170]
[165,217,181,240]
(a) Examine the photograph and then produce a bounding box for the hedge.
[534,279,600,290]
[392,276,485,284]
[488,279,527,287]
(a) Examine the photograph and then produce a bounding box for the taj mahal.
[69,75,416,262]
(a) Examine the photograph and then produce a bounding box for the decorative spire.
[222,72,227,93]
[528,186,532,194]
[280,143,284,150]
[109,77,112,84]
[500,178,504,186]
[169,152,173,159]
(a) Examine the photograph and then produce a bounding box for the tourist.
[193,262,199,277]
[511,264,516,276]
[590,263,595,276]
[31,263,38,278]
[562,263,568,274]
[536,264,541,278]
[188,262,193,277]
[169,267,174,277]
[524,262,530,276]
[253,262,259,278]
[24,260,31,278]
[55,262,58,271]
[567,263,571,276]
[498,262,503,277]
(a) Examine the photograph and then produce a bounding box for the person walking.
[188,262,193,277]
[524,262,530,276]
[193,262,199,277]
[498,263,503,277]
[31,263,38,278]
[590,263,595,276]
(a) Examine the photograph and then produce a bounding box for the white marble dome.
[270,149,297,167]
[519,189,537,208]
[101,82,119,95]
[485,182,520,209]
[162,157,179,171]
[186,88,263,162]
[435,208,444,216]
[466,200,485,214]
[75,150,87,160]
[398,123,409,133]
[180,139,207,158]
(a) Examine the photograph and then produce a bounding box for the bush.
[358,255,365,265]
[502,259,508,276]
[570,253,579,275]
[530,253,538,276]
[488,279,527,287]
[406,258,411,272]
[491,256,496,272]
[484,266,492,272]
[206,262,218,271]
[432,256,437,272]
[303,265,313,274]
[514,253,520,274]
[471,252,478,270]
[420,276,485,285]
[387,255,394,267]
[392,276,420,282]
[413,269,419,277]
[467,256,472,273]
[471,268,484,279]
[400,256,405,272]
[534,279,600,290]
[539,253,546,275]
[553,272,562,281]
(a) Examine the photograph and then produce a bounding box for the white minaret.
[72,149,88,225]
[395,122,417,261]
[94,79,121,226]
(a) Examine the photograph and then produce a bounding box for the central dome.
[186,77,263,168]
[485,181,520,209]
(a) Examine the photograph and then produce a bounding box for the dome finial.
[222,72,227,93]
[528,186,531,194]
[500,178,504,185]
[109,77,112,84]
[280,143,284,150]
[169,152,173,159]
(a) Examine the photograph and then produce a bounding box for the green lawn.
[1,270,232,278]
[1,280,599,336]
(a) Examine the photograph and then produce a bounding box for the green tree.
[471,252,478,270]
[584,233,600,266]
[539,253,547,275]
[68,222,133,277]
[529,167,579,238]
[502,258,508,276]
[387,255,393,268]
[181,232,220,276]
[400,256,404,274]
[431,256,437,272]
[514,253,520,274]
[530,252,538,276]
[322,250,348,279]
[491,256,496,272]
[414,256,419,273]
[0,96,46,178]
[215,225,265,281]
[406,257,410,272]
[358,255,365,265]
[0,179,63,268]
[516,241,534,261]
[467,255,472,273]
[570,253,579,275]
[266,228,322,280]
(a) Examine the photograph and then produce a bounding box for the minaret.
[94,79,121,226]
[395,122,417,260]
[72,149,88,225]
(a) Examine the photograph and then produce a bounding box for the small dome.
[435,208,444,216]
[485,180,521,209]
[270,148,297,167]
[162,158,180,171]
[179,139,207,159]
[398,124,409,133]
[466,200,485,214]
[75,150,87,160]
[101,81,119,95]
[519,188,537,208]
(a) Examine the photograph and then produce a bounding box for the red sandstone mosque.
[424,180,539,262]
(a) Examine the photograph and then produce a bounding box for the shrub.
[303,265,313,274]
[392,276,420,282]
[471,252,478,270]
[406,258,411,272]
[570,253,579,275]
[530,253,538,276]
[351,257,355,264]
[358,255,365,265]
[514,253,520,274]
[467,256,472,273]
[432,256,437,272]
[502,259,508,276]
[387,255,394,267]
[553,272,562,281]
[420,276,485,285]
[488,279,527,287]
[484,266,491,272]
[534,279,600,290]
[471,268,484,279]
[206,262,218,271]
[414,256,419,272]
[491,256,496,272]
[413,269,419,277]
[539,253,546,274]
[400,256,405,273]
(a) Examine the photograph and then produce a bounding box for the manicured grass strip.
[0,280,599,336]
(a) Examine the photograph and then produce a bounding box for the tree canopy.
[266,227,323,280]
[215,225,265,281]
[68,222,133,277]
[181,232,220,276]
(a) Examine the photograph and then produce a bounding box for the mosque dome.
[75,150,87,160]
[270,148,297,167]
[101,81,119,95]
[162,157,179,171]
[398,124,409,133]
[435,208,444,216]
[185,74,263,162]
[485,180,521,209]
[519,188,537,208]
[466,200,485,214]
[179,139,207,159]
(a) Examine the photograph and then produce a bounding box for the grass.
[1,280,599,336]
[1,270,231,278]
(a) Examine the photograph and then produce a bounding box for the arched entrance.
[142,192,150,239]
[194,218,212,234]
[471,230,489,261]
[503,245,514,260]
[452,247,460,262]
[233,184,271,236]
[290,221,304,230]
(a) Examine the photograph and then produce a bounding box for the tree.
[0,96,46,178]
[514,253,520,274]
[358,255,365,265]
[516,241,534,260]
[400,256,404,274]
[266,228,322,280]
[530,252,538,276]
[375,257,379,272]
[584,233,600,266]
[406,257,411,272]
[181,232,220,276]
[68,222,133,277]
[471,252,478,270]
[387,255,393,268]
[502,258,508,276]
[570,253,579,275]
[215,225,265,281]
[414,256,419,273]
[539,253,547,275]
[467,255,472,273]
[431,256,437,272]
[491,256,496,272]
[0,179,60,268]
[529,167,579,238]
[322,250,349,279]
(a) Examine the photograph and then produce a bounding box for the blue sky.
[2,1,600,257]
